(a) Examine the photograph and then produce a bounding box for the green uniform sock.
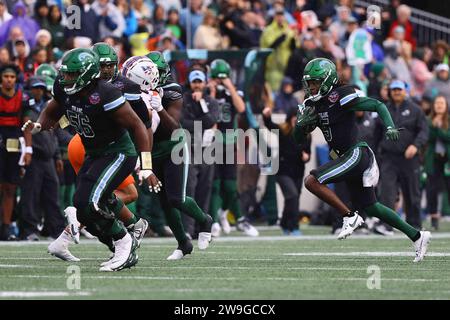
[127,201,137,215]
[164,207,188,244]
[223,179,242,220]
[179,196,206,223]
[364,202,420,241]
[65,184,75,207]
[105,194,138,227]
[209,179,223,222]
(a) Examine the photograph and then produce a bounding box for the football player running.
[22,48,155,271]
[123,54,213,260]
[296,58,430,262]
[47,43,159,263]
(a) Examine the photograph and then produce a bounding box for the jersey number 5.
[67,110,95,138]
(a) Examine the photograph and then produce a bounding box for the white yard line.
[283,252,450,257]
[1,232,450,245]
[1,274,447,283]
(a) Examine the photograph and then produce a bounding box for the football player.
[47,43,158,263]
[295,58,430,262]
[22,48,155,271]
[124,54,213,260]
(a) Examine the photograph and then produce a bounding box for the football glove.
[296,104,318,131]
[386,126,400,141]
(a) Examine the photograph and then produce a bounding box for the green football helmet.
[92,42,119,81]
[146,51,170,85]
[210,59,231,79]
[302,58,338,101]
[35,63,57,91]
[59,48,100,95]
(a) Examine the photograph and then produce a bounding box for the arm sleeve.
[348,97,395,129]
[413,109,429,148]
[262,115,279,131]
[293,124,309,146]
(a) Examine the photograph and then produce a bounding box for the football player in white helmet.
[122,55,213,259]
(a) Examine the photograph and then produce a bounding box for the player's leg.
[306,146,376,239]
[183,163,200,238]
[154,157,193,259]
[164,143,212,249]
[209,164,226,234]
[73,153,139,271]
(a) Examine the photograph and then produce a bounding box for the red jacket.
[389,20,416,50]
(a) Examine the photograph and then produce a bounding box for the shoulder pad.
[335,85,358,107]
[163,90,182,102]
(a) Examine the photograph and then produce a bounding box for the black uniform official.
[374,80,429,229]
[20,77,65,240]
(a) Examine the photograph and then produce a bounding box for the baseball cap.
[435,63,449,72]
[28,76,47,89]
[389,79,406,90]
[189,70,206,83]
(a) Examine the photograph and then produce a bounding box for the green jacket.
[424,118,450,175]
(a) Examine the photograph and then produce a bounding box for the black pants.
[183,162,215,237]
[379,154,422,229]
[20,157,65,238]
[276,175,303,231]
[73,153,137,238]
[426,155,450,213]
[152,144,190,244]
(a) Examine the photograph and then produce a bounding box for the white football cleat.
[337,212,364,240]
[237,218,259,237]
[64,206,80,244]
[219,209,231,234]
[131,218,148,247]
[413,231,431,262]
[100,253,115,267]
[211,222,221,237]
[167,241,193,260]
[99,233,136,271]
[48,231,80,262]
[197,215,212,250]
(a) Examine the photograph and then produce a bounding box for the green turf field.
[0,221,449,300]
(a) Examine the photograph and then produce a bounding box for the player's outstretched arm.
[349,97,400,140]
[22,98,63,134]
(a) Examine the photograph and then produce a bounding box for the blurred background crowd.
[1,0,450,241]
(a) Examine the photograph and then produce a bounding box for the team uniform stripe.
[181,142,189,202]
[104,96,126,111]
[90,153,126,205]
[318,148,361,183]
[339,93,358,106]
[124,93,142,101]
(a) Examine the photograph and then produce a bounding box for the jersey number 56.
[67,110,95,138]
